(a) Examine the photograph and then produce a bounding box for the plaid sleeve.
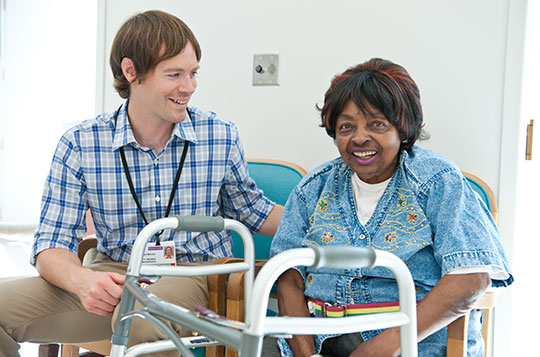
[31,131,88,265]
[219,126,274,233]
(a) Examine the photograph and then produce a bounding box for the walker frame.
[108,216,418,357]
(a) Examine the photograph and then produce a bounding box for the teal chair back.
[232,159,306,259]
[463,172,498,222]
[465,177,491,212]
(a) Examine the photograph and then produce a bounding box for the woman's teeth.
[353,151,376,158]
[171,99,187,105]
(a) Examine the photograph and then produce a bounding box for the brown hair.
[319,58,428,149]
[110,10,202,99]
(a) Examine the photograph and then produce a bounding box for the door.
[497,0,539,355]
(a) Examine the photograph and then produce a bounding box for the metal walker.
[108,216,418,357]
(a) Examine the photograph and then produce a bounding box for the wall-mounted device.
[252,53,279,86]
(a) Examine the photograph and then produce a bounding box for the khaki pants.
[0,253,208,357]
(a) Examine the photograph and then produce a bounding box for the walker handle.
[173,216,225,232]
[311,246,377,270]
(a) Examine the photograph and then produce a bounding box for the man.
[0,10,282,356]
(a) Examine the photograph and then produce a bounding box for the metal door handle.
[526,119,534,160]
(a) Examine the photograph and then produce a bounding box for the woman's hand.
[277,268,318,356]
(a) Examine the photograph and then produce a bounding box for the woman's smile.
[352,150,378,164]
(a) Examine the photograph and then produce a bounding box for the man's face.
[129,42,199,125]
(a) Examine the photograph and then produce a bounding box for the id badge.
[142,240,176,266]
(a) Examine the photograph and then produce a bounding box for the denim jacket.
[270,146,513,356]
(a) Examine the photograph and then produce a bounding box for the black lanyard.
[114,105,189,244]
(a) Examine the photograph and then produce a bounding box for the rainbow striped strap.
[306,297,401,318]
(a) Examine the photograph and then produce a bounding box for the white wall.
[101,0,508,197]
[0,0,97,223]
[100,1,518,355]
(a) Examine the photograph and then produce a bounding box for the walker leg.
[238,335,263,357]
[109,276,139,356]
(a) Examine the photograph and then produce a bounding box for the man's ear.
[121,57,137,83]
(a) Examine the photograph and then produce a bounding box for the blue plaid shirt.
[32,101,274,264]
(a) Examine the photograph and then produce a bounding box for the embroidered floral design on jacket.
[374,188,431,252]
[321,232,334,243]
[407,213,419,224]
[306,274,314,288]
[384,232,397,243]
[306,191,347,241]
[381,188,429,234]
[317,198,329,212]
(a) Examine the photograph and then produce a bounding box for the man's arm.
[35,248,125,316]
[257,204,283,237]
[350,272,491,357]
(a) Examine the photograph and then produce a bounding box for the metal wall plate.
[252,53,279,86]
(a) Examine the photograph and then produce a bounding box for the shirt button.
[155,195,161,202]
[153,159,159,165]
[359,234,366,240]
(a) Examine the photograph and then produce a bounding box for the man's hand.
[36,248,125,316]
[74,270,125,316]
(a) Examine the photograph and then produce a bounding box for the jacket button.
[359,234,366,240]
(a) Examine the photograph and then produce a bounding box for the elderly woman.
[266,58,513,356]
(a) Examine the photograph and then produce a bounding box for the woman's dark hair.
[110,10,202,99]
[319,58,428,149]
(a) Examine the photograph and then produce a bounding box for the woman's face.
[335,100,401,184]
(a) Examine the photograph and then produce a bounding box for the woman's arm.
[277,268,317,357]
[350,272,490,357]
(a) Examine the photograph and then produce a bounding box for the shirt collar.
[112,100,199,151]
[112,101,136,151]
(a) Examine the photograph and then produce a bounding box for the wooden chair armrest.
[223,259,268,357]
[447,313,470,357]
[446,288,500,357]
[77,237,97,263]
[206,257,246,357]
[226,260,268,319]
[207,257,247,317]
[472,287,498,309]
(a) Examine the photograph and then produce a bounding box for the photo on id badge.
[142,240,176,266]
